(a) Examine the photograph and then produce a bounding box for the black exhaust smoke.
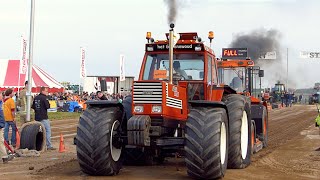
[164,0,178,24]
[229,29,281,63]
[228,29,294,87]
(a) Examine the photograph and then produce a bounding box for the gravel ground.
[1,105,319,180]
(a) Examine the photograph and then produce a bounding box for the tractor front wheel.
[185,107,228,179]
[223,94,252,169]
[76,106,124,176]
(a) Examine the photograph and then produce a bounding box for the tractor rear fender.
[86,100,126,120]
[188,100,229,118]
[251,103,265,135]
[86,100,124,109]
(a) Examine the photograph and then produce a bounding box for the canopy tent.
[0,59,64,93]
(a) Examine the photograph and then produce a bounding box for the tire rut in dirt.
[185,107,228,179]
[76,106,123,176]
[223,94,252,169]
[251,106,316,161]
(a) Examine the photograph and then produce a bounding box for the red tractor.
[75,24,268,179]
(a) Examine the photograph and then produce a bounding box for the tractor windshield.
[220,68,245,92]
[274,84,285,92]
[142,53,204,81]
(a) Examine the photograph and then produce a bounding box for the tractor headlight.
[152,105,162,113]
[134,106,144,113]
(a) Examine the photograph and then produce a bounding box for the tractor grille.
[133,82,163,104]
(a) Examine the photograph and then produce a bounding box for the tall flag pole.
[26,0,36,122]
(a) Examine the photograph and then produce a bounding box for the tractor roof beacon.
[75,24,269,179]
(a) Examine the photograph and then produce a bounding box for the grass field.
[16,111,81,122]
[48,112,81,120]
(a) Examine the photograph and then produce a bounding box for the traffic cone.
[15,127,20,149]
[59,133,66,153]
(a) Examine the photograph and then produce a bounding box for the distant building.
[83,76,135,94]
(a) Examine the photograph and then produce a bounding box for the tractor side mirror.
[259,70,264,77]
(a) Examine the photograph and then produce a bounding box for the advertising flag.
[120,55,125,81]
[80,47,86,78]
[20,36,28,74]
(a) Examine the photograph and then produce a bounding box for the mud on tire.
[76,106,124,176]
[223,94,252,169]
[185,107,228,179]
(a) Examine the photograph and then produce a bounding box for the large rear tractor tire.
[223,94,252,169]
[185,107,228,179]
[76,106,124,176]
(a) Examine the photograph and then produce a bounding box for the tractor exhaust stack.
[169,23,174,84]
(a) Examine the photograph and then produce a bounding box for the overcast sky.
[0,0,319,88]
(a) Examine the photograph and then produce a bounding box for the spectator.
[0,92,13,163]
[3,88,17,147]
[97,91,108,100]
[299,94,303,103]
[18,81,30,123]
[32,87,56,150]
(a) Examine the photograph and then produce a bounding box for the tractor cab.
[138,31,218,102]
[217,55,265,103]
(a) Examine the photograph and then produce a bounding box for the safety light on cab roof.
[208,31,214,47]
[208,31,214,40]
[146,32,152,43]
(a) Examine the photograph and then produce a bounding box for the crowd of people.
[0,81,57,164]
[47,91,129,102]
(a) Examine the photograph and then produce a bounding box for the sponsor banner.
[146,44,204,52]
[259,51,277,60]
[300,51,320,59]
[80,47,86,78]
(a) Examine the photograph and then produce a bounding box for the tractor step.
[253,139,263,153]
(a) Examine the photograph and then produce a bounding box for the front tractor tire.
[185,107,228,179]
[76,106,124,176]
[223,94,252,169]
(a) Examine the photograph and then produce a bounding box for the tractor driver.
[230,70,244,92]
[173,61,189,80]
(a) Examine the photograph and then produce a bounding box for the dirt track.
[1,105,320,180]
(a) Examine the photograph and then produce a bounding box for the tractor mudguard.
[189,100,227,109]
[85,100,126,122]
[251,104,264,120]
[188,100,229,118]
[85,100,122,106]
[251,103,266,136]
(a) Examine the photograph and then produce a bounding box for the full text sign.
[222,48,248,59]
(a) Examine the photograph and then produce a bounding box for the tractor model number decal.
[172,86,179,97]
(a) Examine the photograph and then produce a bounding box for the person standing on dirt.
[18,81,29,123]
[0,92,13,163]
[32,87,56,150]
[3,88,17,148]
